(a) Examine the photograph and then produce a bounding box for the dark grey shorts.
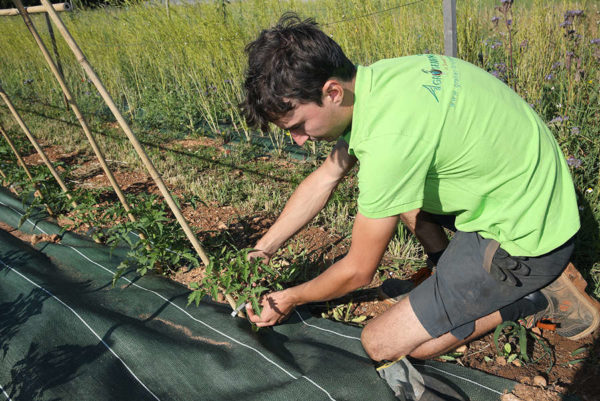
[409,231,574,339]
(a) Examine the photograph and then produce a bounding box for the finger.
[514,262,530,276]
[491,265,507,282]
[504,269,518,286]
[246,303,260,322]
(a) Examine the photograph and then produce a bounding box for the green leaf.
[251,297,261,317]
[504,343,512,354]
[507,354,517,364]
[187,291,202,306]
[494,321,517,355]
[439,355,456,361]
[252,286,269,295]
[570,347,587,356]
[518,325,529,362]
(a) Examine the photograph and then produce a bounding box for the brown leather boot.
[531,263,600,340]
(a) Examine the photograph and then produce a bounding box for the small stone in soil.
[454,345,468,354]
[532,375,547,387]
[496,356,507,366]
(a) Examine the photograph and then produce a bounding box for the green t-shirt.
[344,55,579,257]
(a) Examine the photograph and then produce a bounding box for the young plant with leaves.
[493,321,554,372]
[187,247,296,317]
[107,194,200,283]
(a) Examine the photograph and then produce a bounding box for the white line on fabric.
[294,310,361,341]
[0,260,161,401]
[0,203,338,400]
[301,376,335,401]
[415,363,503,395]
[0,384,13,401]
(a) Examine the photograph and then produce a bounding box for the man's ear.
[322,79,344,105]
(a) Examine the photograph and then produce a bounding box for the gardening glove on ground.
[377,357,468,401]
[376,357,424,401]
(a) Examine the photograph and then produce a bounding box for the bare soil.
[3,138,599,401]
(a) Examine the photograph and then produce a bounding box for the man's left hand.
[246,290,296,327]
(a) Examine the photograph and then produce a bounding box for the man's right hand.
[247,249,272,264]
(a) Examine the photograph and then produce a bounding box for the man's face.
[274,80,353,146]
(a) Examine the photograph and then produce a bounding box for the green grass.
[0,0,599,295]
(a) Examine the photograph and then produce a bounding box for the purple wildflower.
[560,20,573,27]
[571,127,580,134]
[495,62,507,73]
[520,40,528,48]
[491,70,500,78]
[549,116,564,124]
[566,156,582,168]
[506,19,512,26]
[551,62,562,69]
[591,38,600,45]
[491,16,500,23]
[491,41,503,49]
[545,73,554,80]
[565,10,584,17]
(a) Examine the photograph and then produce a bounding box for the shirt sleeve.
[355,133,436,218]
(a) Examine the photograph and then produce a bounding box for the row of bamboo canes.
[0,0,240,314]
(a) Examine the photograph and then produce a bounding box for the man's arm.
[251,138,357,260]
[247,213,399,327]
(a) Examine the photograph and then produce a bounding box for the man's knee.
[361,317,412,362]
[361,322,388,361]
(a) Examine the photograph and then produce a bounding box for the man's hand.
[246,290,296,327]
[247,249,272,264]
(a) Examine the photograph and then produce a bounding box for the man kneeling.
[239,14,599,368]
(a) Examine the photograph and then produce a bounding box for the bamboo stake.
[0,82,77,208]
[45,13,69,110]
[0,2,70,16]
[0,122,53,215]
[38,0,222,296]
[13,0,139,229]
